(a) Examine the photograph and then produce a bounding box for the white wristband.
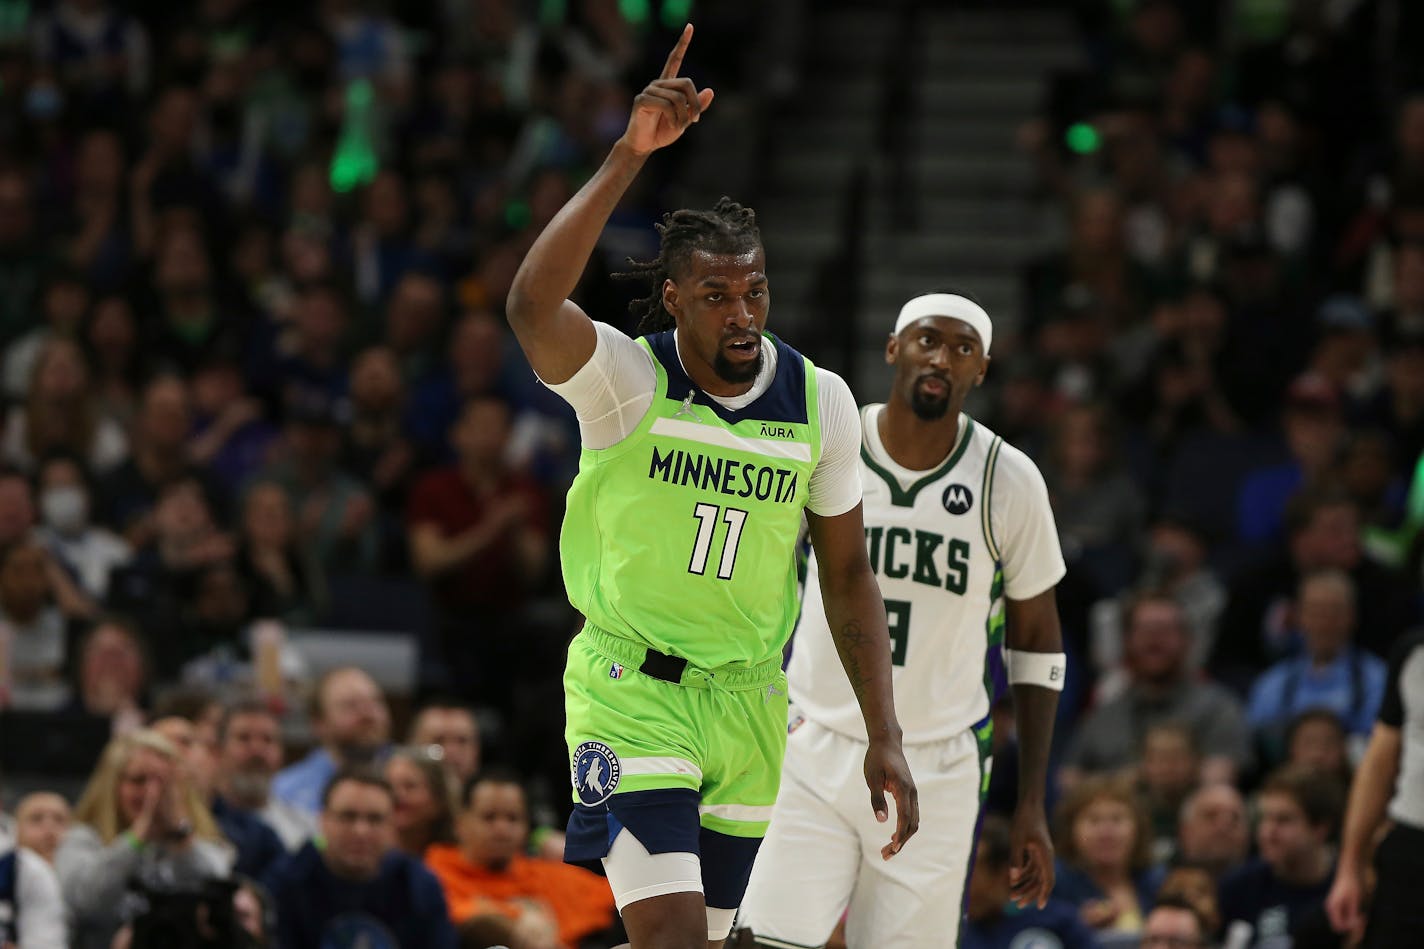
[1005,649,1067,691]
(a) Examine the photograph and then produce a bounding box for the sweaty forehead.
[684,247,765,284]
[900,315,982,345]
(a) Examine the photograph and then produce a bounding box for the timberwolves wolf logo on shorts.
[942,483,973,515]
[572,741,621,806]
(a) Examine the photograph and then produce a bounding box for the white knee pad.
[602,828,703,910]
[706,907,738,941]
[602,830,739,941]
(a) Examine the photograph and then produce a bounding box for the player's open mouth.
[919,376,949,396]
[725,335,761,360]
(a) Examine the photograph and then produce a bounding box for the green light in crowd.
[330,79,378,193]
[505,199,532,231]
[1408,450,1424,524]
[1065,122,1101,155]
[661,0,694,30]
[620,0,651,24]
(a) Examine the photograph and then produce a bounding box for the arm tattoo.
[834,619,871,700]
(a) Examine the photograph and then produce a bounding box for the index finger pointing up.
[660,23,694,80]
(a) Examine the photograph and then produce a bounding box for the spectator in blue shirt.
[273,667,391,816]
[263,767,456,949]
[1248,569,1386,761]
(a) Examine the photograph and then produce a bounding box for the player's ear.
[885,333,899,366]
[975,354,991,386]
[661,278,681,319]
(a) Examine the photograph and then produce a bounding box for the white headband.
[894,293,992,355]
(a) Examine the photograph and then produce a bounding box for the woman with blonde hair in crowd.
[1052,775,1166,945]
[55,728,233,949]
[386,745,458,858]
[1,337,128,475]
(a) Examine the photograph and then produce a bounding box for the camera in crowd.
[125,876,266,949]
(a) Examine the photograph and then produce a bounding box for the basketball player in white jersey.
[738,292,1067,949]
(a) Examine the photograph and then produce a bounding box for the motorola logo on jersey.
[942,484,974,514]
[572,741,621,806]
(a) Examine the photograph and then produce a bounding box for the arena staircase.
[711,3,1082,395]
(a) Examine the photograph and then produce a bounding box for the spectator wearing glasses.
[262,767,457,949]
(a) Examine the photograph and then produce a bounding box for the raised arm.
[1003,589,1065,909]
[806,504,919,859]
[506,24,714,384]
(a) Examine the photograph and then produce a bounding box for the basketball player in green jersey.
[506,24,918,949]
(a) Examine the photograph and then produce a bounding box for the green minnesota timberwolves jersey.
[560,331,823,671]
[788,405,1011,743]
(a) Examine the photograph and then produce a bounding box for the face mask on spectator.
[41,485,88,534]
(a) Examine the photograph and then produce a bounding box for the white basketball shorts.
[738,715,988,949]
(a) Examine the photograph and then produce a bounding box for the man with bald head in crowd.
[1248,569,1387,752]
[274,666,392,815]
[1175,783,1250,880]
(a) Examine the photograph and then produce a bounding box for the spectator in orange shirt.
[426,767,615,949]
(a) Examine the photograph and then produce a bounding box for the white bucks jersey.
[787,405,1065,744]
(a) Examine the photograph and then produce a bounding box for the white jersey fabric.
[545,321,864,517]
[787,405,1066,744]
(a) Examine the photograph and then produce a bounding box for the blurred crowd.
[0,0,775,945]
[964,2,1424,948]
[0,0,1421,946]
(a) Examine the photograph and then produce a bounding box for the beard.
[227,769,272,807]
[910,386,951,420]
[713,345,764,384]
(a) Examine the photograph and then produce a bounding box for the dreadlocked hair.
[613,196,762,335]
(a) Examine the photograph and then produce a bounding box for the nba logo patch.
[609,662,624,679]
[572,741,621,806]
[788,713,805,734]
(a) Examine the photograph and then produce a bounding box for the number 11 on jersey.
[688,502,749,580]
